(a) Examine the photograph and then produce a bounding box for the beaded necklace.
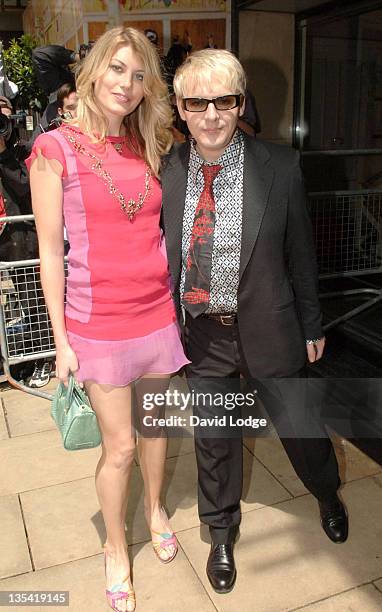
[60,125,151,221]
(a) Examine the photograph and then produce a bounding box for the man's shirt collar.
[189,129,244,184]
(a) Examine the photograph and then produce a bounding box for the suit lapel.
[240,135,274,280]
[162,143,190,289]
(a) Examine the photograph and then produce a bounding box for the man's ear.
[176,97,187,122]
[239,95,246,118]
[57,107,63,116]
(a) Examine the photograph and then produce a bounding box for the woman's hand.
[55,343,79,385]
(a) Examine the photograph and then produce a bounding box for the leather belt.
[201,313,237,326]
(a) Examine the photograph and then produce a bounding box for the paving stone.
[245,434,382,498]
[298,584,382,611]
[0,495,31,579]
[0,543,216,612]
[0,399,9,440]
[0,429,101,496]
[242,446,292,512]
[177,475,382,611]
[20,453,200,570]
[3,389,55,437]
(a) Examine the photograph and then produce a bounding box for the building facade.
[22,0,231,54]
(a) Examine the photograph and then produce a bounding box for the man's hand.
[306,337,325,363]
[0,136,6,154]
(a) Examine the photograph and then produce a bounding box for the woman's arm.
[29,152,78,383]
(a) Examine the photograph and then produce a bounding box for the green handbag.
[51,375,102,450]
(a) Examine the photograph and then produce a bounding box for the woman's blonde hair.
[173,49,246,99]
[74,26,173,176]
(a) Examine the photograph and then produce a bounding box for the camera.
[0,112,27,141]
[79,42,95,61]
[42,111,72,133]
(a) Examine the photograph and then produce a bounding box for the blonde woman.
[27,27,189,612]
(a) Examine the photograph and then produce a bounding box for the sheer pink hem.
[67,322,190,386]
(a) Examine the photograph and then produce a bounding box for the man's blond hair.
[173,49,246,99]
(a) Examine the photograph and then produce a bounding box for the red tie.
[182,164,222,317]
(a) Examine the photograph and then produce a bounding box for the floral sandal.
[104,551,136,612]
[150,528,178,564]
[106,576,136,612]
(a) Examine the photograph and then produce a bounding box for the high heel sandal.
[104,550,136,611]
[145,505,178,564]
[150,528,178,564]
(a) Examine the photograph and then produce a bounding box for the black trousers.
[184,314,340,544]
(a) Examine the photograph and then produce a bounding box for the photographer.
[31,82,78,142]
[0,96,52,387]
[56,82,77,120]
[32,45,80,129]
[0,96,32,244]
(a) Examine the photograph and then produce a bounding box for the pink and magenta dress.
[27,125,189,385]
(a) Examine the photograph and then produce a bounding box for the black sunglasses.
[182,94,243,113]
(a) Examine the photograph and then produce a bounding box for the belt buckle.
[220,314,235,326]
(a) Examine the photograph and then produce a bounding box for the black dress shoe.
[319,495,348,543]
[206,542,237,594]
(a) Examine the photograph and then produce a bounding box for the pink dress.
[27,125,189,385]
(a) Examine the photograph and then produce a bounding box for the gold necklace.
[60,126,151,221]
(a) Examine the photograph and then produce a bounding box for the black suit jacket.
[161,133,323,377]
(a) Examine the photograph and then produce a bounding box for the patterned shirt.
[180,129,244,313]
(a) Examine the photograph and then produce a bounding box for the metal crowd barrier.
[0,215,64,399]
[1,193,382,397]
[308,190,382,331]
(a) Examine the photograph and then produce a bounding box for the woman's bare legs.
[85,382,136,612]
[134,374,177,561]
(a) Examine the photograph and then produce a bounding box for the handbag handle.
[64,374,90,409]
[62,374,76,405]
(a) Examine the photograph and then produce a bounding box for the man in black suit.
[161,50,348,593]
